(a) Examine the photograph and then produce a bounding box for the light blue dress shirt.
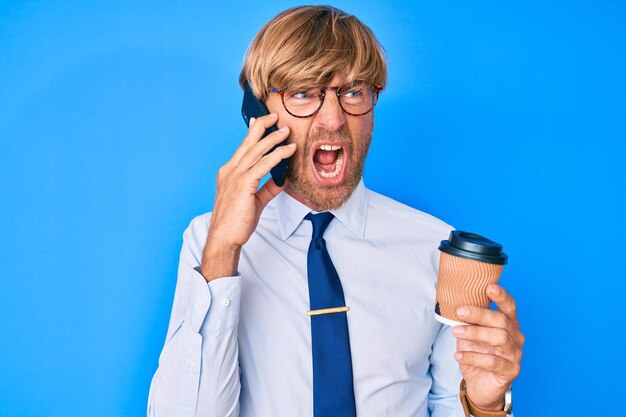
[148,179,471,417]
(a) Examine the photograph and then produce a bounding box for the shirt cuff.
[185,267,242,334]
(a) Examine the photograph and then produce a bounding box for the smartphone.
[241,82,289,187]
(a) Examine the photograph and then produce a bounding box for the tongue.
[314,149,338,165]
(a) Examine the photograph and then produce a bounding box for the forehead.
[284,74,349,88]
[326,74,347,86]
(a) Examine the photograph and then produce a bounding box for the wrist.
[200,238,241,282]
[472,398,505,412]
[459,380,512,417]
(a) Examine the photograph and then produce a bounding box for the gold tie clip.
[306,306,350,316]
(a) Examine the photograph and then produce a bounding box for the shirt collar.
[272,178,369,241]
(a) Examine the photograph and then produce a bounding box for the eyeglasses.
[269,80,383,118]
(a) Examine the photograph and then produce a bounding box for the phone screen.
[241,82,289,186]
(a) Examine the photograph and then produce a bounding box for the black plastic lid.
[439,230,508,265]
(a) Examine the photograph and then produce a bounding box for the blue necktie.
[305,212,357,417]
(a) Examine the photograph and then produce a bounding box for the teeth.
[318,151,343,178]
[318,144,342,151]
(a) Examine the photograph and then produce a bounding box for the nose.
[312,91,346,132]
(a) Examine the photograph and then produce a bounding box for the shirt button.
[221,298,231,307]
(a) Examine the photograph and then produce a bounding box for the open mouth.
[312,144,346,183]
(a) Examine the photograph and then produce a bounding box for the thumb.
[255,177,285,210]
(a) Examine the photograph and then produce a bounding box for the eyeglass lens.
[282,81,378,117]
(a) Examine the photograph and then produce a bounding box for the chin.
[287,168,361,212]
[285,124,371,211]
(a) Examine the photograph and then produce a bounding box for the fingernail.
[270,113,278,118]
[488,285,500,295]
[453,325,465,335]
[454,352,463,361]
[287,143,296,148]
[457,307,470,318]
[279,126,289,132]
[249,117,256,126]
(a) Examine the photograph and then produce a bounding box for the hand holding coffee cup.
[435,230,508,326]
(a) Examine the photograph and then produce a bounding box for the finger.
[244,113,279,146]
[456,305,509,329]
[454,351,518,378]
[229,113,279,166]
[247,142,297,180]
[453,325,515,350]
[255,177,285,210]
[238,126,290,170]
[487,284,517,320]
[457,337,494,355]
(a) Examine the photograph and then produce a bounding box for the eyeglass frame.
[268,80,383,118]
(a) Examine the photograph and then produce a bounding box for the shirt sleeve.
[427,324,515,417]
[427,323,469,417]
[147,215,242,417]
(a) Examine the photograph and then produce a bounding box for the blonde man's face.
[265,75,374,211]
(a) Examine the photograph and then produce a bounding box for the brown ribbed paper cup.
[435,231,508,326]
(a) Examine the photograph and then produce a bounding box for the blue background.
[1,1,624,416]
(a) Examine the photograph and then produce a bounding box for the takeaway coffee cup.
[435,230,508,326]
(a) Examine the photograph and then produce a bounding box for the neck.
[284,183,324,212]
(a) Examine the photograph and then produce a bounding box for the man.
[148,5,524,417]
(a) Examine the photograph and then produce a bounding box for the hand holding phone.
[241,82,289,186]
[199,111,295,282]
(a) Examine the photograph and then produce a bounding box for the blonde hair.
[239,5,387,100]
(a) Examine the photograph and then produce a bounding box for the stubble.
[285,121,372,211]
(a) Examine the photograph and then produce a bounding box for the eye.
[343,89,362,98]
[289,87,319,101]
[340,83,367,100]
[291,91,312,100]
